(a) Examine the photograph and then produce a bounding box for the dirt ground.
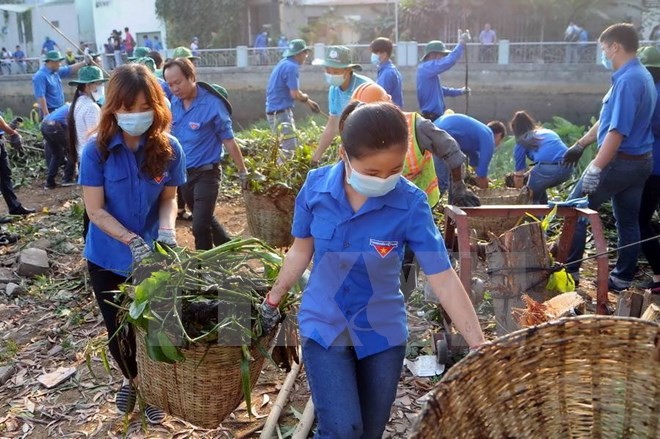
[0,178,640,438]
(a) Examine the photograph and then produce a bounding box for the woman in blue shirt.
[511,111,573,204]
[79,64,186,424]
[260,102,485,438]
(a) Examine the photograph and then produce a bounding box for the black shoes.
[9,206,36,215]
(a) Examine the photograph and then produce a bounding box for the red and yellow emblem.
[369,239,398,258]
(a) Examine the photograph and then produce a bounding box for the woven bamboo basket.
[468,187,531,239]
[411,316,660,439]
[243,186,295,248]
[135,327,279,428]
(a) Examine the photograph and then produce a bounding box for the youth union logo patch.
[369,239,398,258]
[189,122,200,130]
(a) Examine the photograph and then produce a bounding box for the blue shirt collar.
[313,162,409,211]
[377,59,393,73]
[108,131,145,150]
[612,57,641,82]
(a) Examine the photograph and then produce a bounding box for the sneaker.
[607,276,630,294]
[144,405,166,424]
[115,384,137,415]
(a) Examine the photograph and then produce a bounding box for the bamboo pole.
[259,352,302,439]
[291,397,315,439]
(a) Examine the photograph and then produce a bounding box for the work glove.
[238,171,249,190]
[461,87,471,96]
[83,52,94,66]
[157,227,177,247]
[8,133,25,155]
[581,163,601,195]
[458,30,471,44]
[307,99,321,114]
[450,180,481,207]
[128,235,152,264]
[260,295,281,334]
[562,143,585,167]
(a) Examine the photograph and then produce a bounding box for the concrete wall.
[0,63,611,129]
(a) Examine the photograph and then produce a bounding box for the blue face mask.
[325,73,345,87]
[344,156,400,197]
[116,110,154,136]
[601,51,613,70]
[370,53,380,66]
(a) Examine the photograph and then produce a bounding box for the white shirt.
[73,95,101,157]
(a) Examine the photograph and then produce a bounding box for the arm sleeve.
[80,104,101,144]
[416,118,465,170]
[78,141,104,186]
[285,64,300,92]
[58,65,73,78]
[442,86,464,97]
[405,193,452,275]
[291,174,314,238]
[328,87,341,116]
[166,138,187,186]
[32,74,46,99]
[213,101,235,141]
[377,70,396,95]
[513,144,528,172]
[424,43,464,76]
[608,80,641,138]
[475,135,495,177]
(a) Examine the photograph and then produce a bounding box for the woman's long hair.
[96,64,172,179]
[510,110,540,150]
[67,84,88,164]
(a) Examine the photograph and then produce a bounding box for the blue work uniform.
[328,73,372,117]
[157,77,172,101]
[293,162,451,359]
[79,133,186,275]
[376,60,404,108]
[417,44,464,118]
[652,81,660,175]
[32,65,73,111]
[513,128,567,171]
[42,103,70,125]
[434,113,495,177]
[266,57,300,113]
[598,58,656,155]
[42,39,58,52]
[170,84,234,169]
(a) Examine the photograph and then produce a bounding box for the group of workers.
[0,20,655,438]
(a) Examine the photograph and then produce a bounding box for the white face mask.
[325,72,345,87]
[344,156,401,197]
[116,110,154,136]
[91,85,105,102]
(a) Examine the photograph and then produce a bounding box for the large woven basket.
[411,316,660,438]
[243,186,295,248]
[136,327,278,428]
[468,187,531,239]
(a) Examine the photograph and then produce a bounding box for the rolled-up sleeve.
[418,118,465,170]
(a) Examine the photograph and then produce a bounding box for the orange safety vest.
[403,112,440,207]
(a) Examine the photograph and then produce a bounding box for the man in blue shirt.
[41,37,59,54]
[310,45,372,165]
[153,36,163,52]
[370,37,403,108]
[417,35,470,121]
[0,115,35,216]
[41,103,75,189]
[265,39,321,155]
[13,45,26,74]
[563,23,657,292]
[433,113,505,190]
[32,50,88,118]
[143,35,153,50]
[164,57,249,250]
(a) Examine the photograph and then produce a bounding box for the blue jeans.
[566,155,652,283]
[303,337,406,439]
[527,163,573,204]
[266,108,297,153]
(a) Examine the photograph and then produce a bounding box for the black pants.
[400,246,419,300]
[639,174,660,275]
[41,122,74,185]
[176,187,186,210]
[0,138,21,213]
[181,167,231,250]
[88,261,137,379]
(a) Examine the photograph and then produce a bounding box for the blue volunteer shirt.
[32,65,73,110]
[170,84,234,169]
[434,113,495,177]
[377,60,404,108]
[157,77,173,101]
[266,57,300,113]
[293,162,451,359]
[79,132,186,276]
[513,128,567,171]
[42,40,57,52]
[42,103,71,125]
[652,82,660,176]
[328,73,372,116]
[417,43,464,116]
[597,58,656,155]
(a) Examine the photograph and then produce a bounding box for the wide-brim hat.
[135,57,156,73]
[421,40,451,61]
[283,39,309,58]
[172,46,200,61]
[638,46,660,68]
[312,45,362,71]
[128,46,151,60]
[68,66,108,85]
[43,50,65,62]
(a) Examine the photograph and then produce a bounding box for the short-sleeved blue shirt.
[652,82,660,176]
[42,40,58,52]
[157,77,172,101]
[170,84,234,169]
[513,128,567,171]
[79,132,186,276]
[42,102,70,125]
[416,44,464,116]
[266,57,300,113]
[328,73,372,117]
[434,113,495,177]
[32,65,73,110]
[292,162,451,359]
[597,58,656,155]
[377,60,404,108]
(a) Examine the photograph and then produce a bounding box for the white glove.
[458,30,471,44]
[157,228,177,246]
[461,87,471,96]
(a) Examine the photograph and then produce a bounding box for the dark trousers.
[88,261,137,379]
[181,167,231,250]
[176,187,186,210]
[639,174,660,275]
[41,122,74,185]
[400,246,418,300]
[0,138,21,213]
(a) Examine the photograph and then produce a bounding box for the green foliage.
[155,0,244,49]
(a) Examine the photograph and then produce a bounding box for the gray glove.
[581,163,601,195]
[8,134,24,155]
[562,143,585,167]
[157,228,177,247]
[260,297,281,334]
[238,171,249,190]
[461,87,471,96]
[128,235,152,263]
[450,180,481,207]
[459,31,471,44]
